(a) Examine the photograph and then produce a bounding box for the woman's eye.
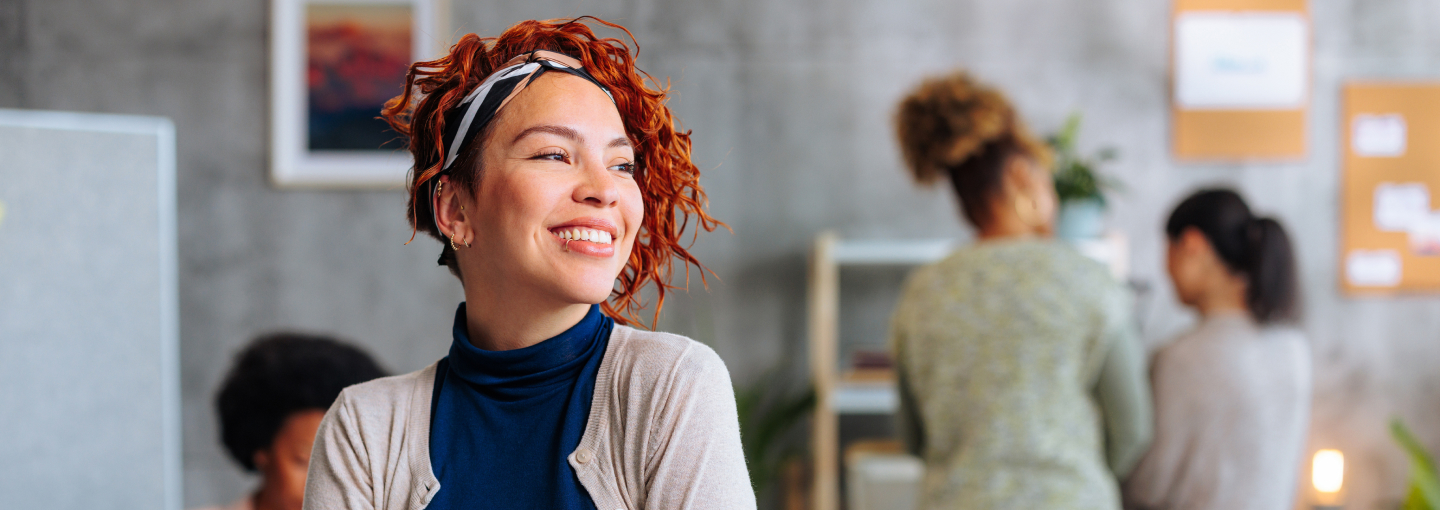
[611,162,636,175]
[533,151,568,162]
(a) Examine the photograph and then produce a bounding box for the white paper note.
[1409,213,1440,256]
[1346,250,1402,287]
[1174,12,1308,110]
[1374,183,1431,232]
[1353,114,1407,157]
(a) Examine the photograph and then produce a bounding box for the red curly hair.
[382,17,721,328]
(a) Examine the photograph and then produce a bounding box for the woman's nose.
[574,154,619,206]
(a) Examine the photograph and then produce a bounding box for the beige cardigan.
[302,326,756,510]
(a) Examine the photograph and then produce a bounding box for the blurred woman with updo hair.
[1124,189,1310,510]
[888,72,1152,510]
[302,18,754,510]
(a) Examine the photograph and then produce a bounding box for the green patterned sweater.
[890,239,1152,510]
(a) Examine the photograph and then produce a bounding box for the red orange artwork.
[306,4,412,152]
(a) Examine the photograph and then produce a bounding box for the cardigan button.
[575,448,593,464]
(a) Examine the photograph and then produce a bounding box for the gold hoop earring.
[449,233,459,251]
[1015,196,1039,226]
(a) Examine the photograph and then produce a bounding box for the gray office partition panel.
[0,110,180,510]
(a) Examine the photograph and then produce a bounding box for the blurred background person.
[1124,189,1310,510]
[888,71,1152,510]
[199,333,387,510]
[303,18,752,510]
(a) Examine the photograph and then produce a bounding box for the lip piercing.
[563,239,571,251]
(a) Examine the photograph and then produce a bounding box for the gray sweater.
[302,325,756,510]
[1123,313,1312,510]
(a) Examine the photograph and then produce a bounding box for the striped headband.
[438,50,615,172]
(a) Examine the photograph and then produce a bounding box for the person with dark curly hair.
[302,17,753,510]
[887,72,1152,509]
[201,333,386,510]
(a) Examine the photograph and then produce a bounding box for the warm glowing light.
[1313,449,1345,493]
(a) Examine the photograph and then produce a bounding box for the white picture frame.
[270,0,440,188]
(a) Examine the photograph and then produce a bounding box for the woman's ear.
[1003,156,1056,231]
[1177,227,1220,267]
[1002,156,1033,197]
[433,176,474,247]
[1179,227,1206,253]
[252,448,271,473]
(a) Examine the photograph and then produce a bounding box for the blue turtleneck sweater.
[426,303,610,510]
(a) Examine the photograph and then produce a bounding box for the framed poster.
[1171,0,1310,161]
[270,0,440,188]
[1340,83,1440,294]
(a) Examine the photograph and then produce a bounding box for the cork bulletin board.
[1341,83,1440,294]
[1171,0,1310,160]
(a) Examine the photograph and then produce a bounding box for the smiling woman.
[300,18,755,510]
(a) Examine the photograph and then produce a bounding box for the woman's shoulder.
[605,325,728,376]
[599,326,734,409]
[328,362,436,422]
[937,239,1112,279]
[1260,325,1309,347]
[597,326,738,432]
[1155,319,1310,378]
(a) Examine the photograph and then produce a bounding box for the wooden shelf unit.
[807,232,956,510]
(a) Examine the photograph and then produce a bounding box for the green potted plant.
[1048,113,1120,241]
[736,366,815,502]
[1392,419,1440,510]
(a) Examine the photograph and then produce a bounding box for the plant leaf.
[1392,419,1440,509]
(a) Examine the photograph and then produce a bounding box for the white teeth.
[553,228,613,244]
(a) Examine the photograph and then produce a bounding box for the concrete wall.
[4,0,1440,507]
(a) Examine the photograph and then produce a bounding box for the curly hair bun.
[894,72,1021,185]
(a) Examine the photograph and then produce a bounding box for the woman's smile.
[548,218,618,257]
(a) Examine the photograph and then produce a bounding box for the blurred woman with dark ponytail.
[1124,188,1311,510]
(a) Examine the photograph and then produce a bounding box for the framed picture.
[270,0,440,188]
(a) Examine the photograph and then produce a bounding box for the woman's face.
[253,409,324,510]
[457,72,642,306]
[1166,228,1209,308]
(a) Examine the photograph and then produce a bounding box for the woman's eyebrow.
[511,124,632,150]
[511,124,581,145]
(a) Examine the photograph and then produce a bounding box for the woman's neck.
[461,290,591,351]
[1196,274,1249,319]
[976,210,1040,241]
[250,485,285,510]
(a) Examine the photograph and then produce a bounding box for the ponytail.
[1165,189,1301,324]
[1243,217,1299,324]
